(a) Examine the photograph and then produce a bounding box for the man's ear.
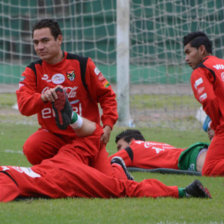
[199,45,207,56]
[129,138,135,144]
[57,34,63,45]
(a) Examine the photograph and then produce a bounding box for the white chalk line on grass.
[4,149,23,154]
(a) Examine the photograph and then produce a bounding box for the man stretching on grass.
[0,88,211,202]
[109,129,208,173]
[16,19,128,181]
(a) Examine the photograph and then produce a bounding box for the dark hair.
[115,129,145,144]
[32,19,62,39]
[183,31,212,54]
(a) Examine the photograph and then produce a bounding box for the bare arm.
[70,117,96,137]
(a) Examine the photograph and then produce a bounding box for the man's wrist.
[41,94,47,102]
[70,112,83,129]
[104,125,112,131]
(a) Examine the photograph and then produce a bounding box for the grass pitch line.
[4,149,23,154]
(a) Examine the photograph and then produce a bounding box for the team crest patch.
[199,93,207,102]
[103,80,110,88]
[66,71,76,81]
[194,78,203,89]
[94,67,101,75]
[52,73,65,84]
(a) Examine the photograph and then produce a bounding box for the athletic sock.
[178,188,186,198]
[70,111,83,129]
[71,111,78,123]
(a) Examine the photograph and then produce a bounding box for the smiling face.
[33,27,63,64]
[184,43,205,69]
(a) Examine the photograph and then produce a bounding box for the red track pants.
[0,127,179,202]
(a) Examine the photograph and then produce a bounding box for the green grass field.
[0,94,223,224]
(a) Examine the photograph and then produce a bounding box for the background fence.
[1,0,224,129]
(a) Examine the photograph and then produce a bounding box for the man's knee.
[23,139,41,165]
[23,130,61,165]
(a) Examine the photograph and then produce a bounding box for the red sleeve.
[191,68,221,129]
[16,67,45,116]
[85,58,118,129]
[109,149,133,166]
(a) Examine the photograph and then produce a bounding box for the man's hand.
[41,85,63,103]
[100,125,112,144]
[207,127,215,141]
[51,87,72,130]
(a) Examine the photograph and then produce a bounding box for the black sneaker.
[185,179,212,198]
[52,87,72,130]
[111,156,134,180]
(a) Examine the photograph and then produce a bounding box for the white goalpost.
[116,0,131,126]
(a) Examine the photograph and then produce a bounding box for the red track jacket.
[191,55,224,133]
[16,52,118,137]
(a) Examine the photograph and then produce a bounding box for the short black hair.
[115,129,145,144]
[183,31,212,54]
[32,19,62,39]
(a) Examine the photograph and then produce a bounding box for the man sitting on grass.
[0,88,211,202]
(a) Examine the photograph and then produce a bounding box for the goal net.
[0,0,223,130]
[128,0,224,129]
[0,0,117,85]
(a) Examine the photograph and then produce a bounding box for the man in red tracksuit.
[0,96,211,202]
[183,31,224,176]
[16,19,127,179]
[109,129,208,172]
